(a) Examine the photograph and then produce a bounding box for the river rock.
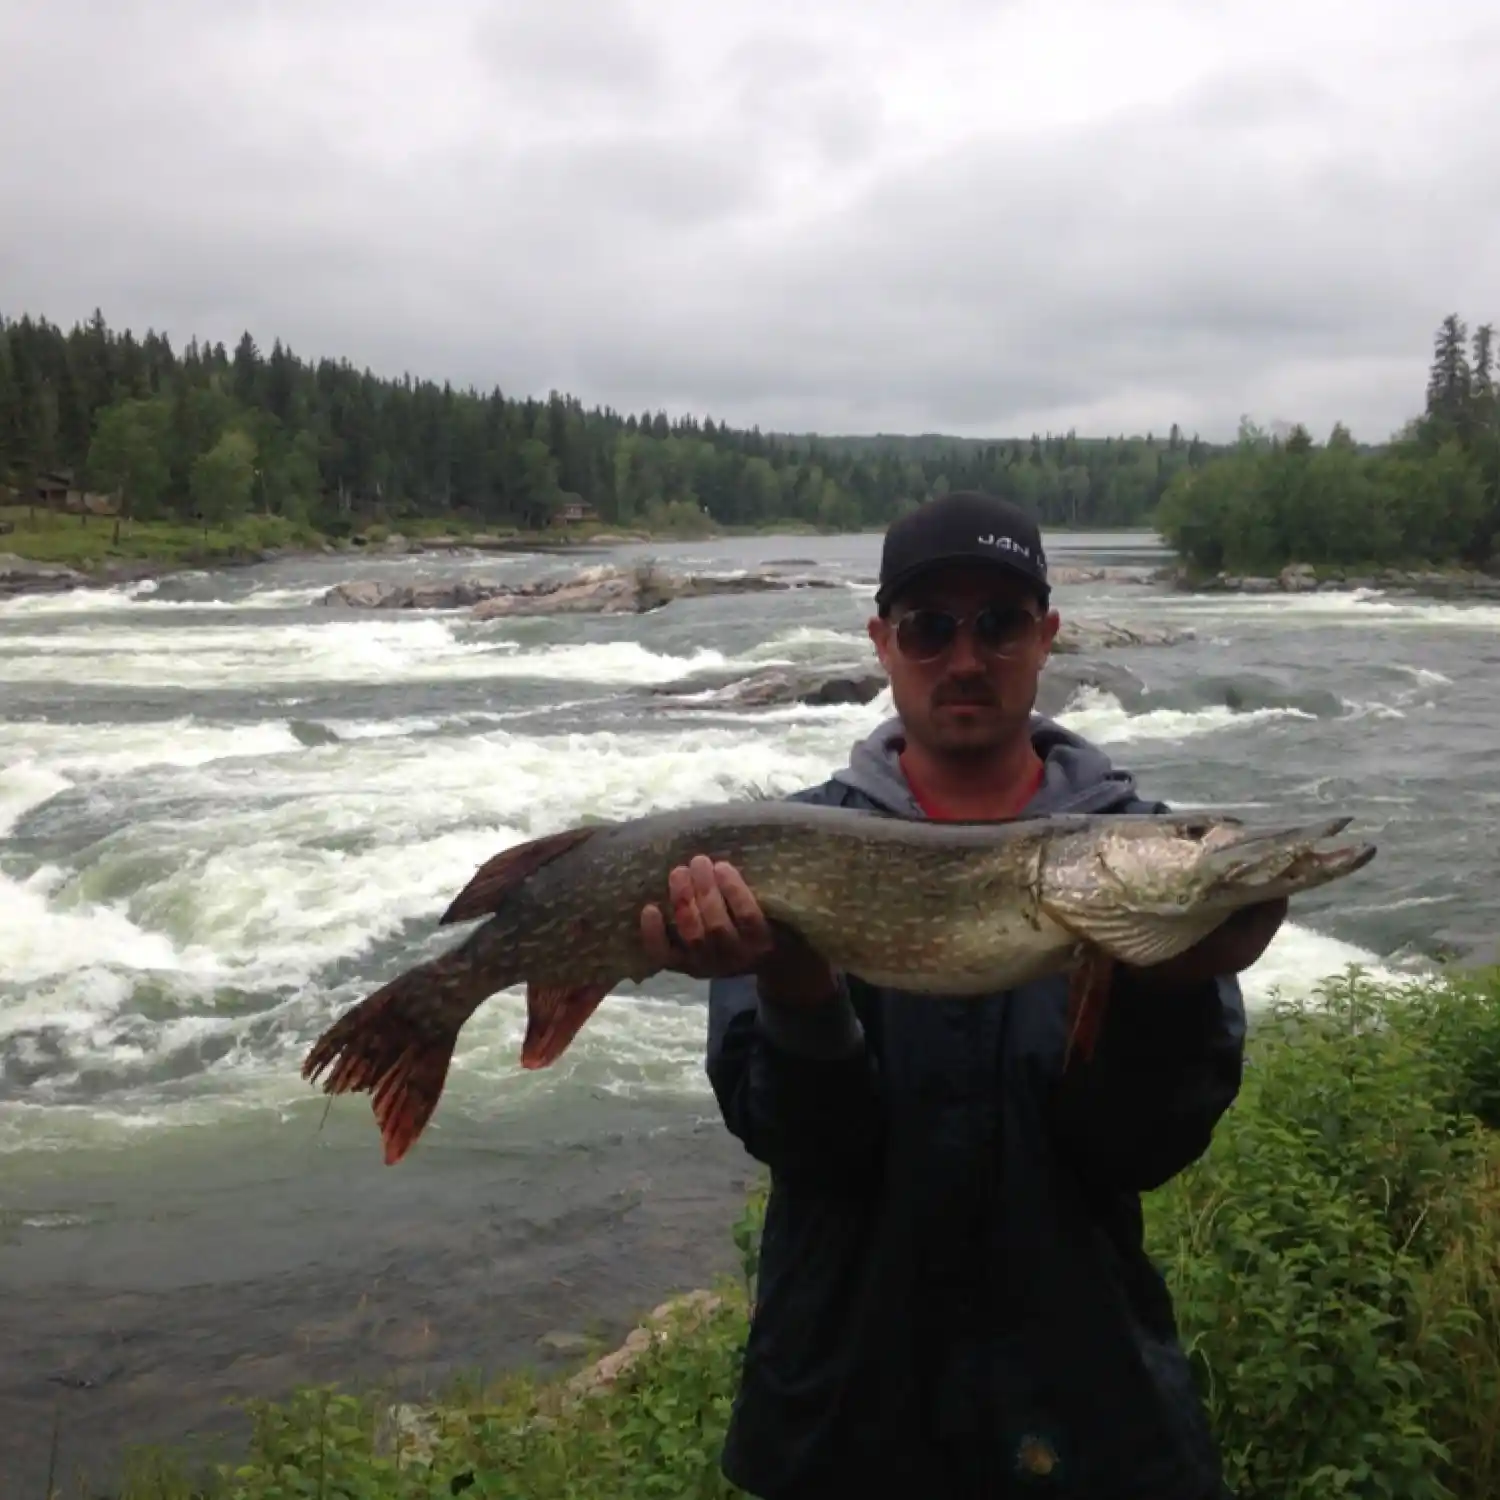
[471,564,837,618]
[320,563,839,616]
[473,563,691,617]
[375,1289,726,1466]
[652,652,1151,717]
[321,577,507,609]
[1052,619,1192,652]
[1046,565,1155,586]
[1163,562,1500,600]
[1035,658,1148,717]
[536,1330,594,1356]
[653,666,890,711]
[0,553,89,597]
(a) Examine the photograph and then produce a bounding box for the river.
[3,529,1497,1491]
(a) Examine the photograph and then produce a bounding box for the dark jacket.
[706,714,1245,1500]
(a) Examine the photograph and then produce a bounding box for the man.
[639,491,1283,1499]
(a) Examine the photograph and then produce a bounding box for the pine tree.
[1425,313,1471,441]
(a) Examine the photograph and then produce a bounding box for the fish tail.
[302,958,475,1165]
[1063,947,1113,1068]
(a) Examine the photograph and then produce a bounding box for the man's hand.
[1130,897,1289,992]
[640,855,840,1006]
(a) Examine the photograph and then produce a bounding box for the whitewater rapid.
[3,545,1493,1157]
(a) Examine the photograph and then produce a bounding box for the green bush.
[1147,969,1500,1498]
[103,968,1500,1500]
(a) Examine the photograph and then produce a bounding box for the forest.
[1155,314,1500,573]
[0,309,1215,538]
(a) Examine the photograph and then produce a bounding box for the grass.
[0,506,324,571]
[0,504,814,577]
[51,965,1500,1500]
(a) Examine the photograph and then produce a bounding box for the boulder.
[653,666,890,711]
[319,563,839,616]
[1045,565,1155,586]
[374,1289,726,1466]
[0,554,89,597]
[1035,658,1147,717]
[472,563,671,618]
[1052,619,1192,652]
[322,577,510,610]
[319,563,844,617]
[1163,561,1500,600]
[652,650,1153,718]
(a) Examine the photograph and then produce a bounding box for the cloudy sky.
[2,0,1496,441]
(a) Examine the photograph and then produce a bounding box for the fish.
[301,800,1376,1163]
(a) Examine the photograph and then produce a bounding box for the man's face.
[867,562,1060,756]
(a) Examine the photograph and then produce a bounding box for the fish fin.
[520,980,615,1069]
[1046,904,1226,969]
[302,963,462,1165]
[441,826,599,925]
[1063,946,1114,1068]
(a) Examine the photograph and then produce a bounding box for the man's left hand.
[1129,897,1289,992]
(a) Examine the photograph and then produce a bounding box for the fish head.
[1074,812,1377,909]
[1039,813,1377,967]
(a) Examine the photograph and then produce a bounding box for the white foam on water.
[1,719,308,778]
[0,616,731,688]
[0,580,161,617]
[0,603,1414,1153]
[1055,686,1315,745]
[0,760,73,838]
[1239,921,1414,1010]
[0,578,334,617]
[1167,588,1500,631]
[0,713,886,1145]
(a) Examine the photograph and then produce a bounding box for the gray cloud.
[1,0,1496,441]
[473,0,668,109]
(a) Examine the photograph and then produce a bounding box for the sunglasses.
[891,604,1042,663]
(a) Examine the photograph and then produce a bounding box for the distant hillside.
[1,307,1214,536]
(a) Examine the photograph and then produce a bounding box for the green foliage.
[0,504,320,570]
[0,308,1222,551]
[190,427,258,530]
[94,968,1500,1500]
[87,397,171,519]
[1157,314,1500,572]
[1147,968,1500,1499]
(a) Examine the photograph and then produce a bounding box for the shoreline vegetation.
[0,305,1207,591]
[2,312,1497,599]
[1155,313,1500,581]
[81,964,1500,1500]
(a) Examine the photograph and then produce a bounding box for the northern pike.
[303,801,1376,1163]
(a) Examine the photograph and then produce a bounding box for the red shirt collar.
[899,751,1045,822]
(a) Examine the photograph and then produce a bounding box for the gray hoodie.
[830,711,1153,819]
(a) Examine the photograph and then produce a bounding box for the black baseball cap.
[875,490,1050,614]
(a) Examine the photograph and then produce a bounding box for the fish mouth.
[1199,816,1377,897]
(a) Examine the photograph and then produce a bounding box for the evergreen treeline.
[0,309,1216,536]
[1156,314,1500,573]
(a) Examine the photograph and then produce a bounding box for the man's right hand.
[640,854,840,1006]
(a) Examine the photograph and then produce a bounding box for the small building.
[34,468,74,509]
[33,468,117,517]
[551,498,599,527]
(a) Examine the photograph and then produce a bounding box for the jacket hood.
[830,712,1143,818]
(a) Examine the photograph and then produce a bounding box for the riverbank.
[1161,558,1500,600]
[0,507,677,597]
[98,966,1500,1500]
[0,505,1143,600]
